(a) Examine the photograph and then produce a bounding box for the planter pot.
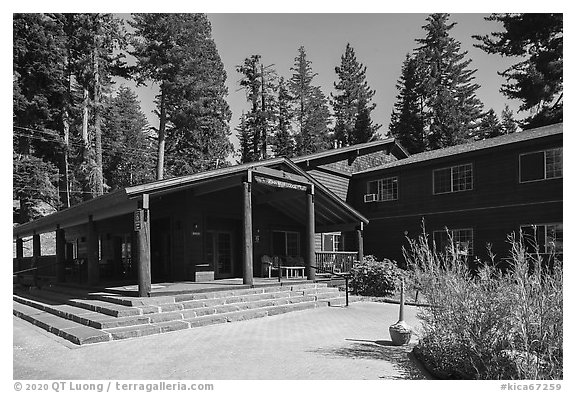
[389,320,412,345]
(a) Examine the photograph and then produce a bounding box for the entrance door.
[206,231,234,279]
[151,218,172,282]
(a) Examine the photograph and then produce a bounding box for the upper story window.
[519,148,562,183]
[433,163,473,194]
[364,177,398,203]
[520,223,563,254]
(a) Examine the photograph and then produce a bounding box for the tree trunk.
[93,33,103,196]
[59,54,72,209]
[81,87,92,201]
[156,86,166,181]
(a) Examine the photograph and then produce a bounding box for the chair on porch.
[261,255,273,278]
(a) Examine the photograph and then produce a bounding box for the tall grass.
[403,228,563,379]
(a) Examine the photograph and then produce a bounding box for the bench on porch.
[261,255,306,279]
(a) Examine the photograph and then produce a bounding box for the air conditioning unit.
[364,194,377,203]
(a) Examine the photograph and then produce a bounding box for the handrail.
[13,260,62,276]
[309,265,351,307]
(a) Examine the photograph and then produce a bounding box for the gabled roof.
[13,157,368,238]
[353,123,563,175]
[291,138,409,168]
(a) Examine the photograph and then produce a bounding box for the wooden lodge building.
[13,123,562,295]
[13,139,408,296]
[352,122,563,264]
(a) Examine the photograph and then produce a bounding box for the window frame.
[365,176,399,202]
[519,148,563,184]
[432,163,474,195]
[432,228,474,256]
[519,223,563,254]
[272,230,301,257]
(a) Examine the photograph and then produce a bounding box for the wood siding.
[351,134,563,263]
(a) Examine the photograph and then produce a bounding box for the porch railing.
[315,251,358,274]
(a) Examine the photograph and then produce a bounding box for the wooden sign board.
[134,209,142,232]
[254,176,307,191]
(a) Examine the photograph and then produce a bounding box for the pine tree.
[269,77,295,158]
[237,112,256,164]
[389,53,427,153]
[13,13,66,221]
[102,86,154,189]
[501,105,518,134]
[331,43,380,146]
[474,14,562,129]
[236,55,277,162]
[131,13,232,177]
[289,46,331,155]
[476,109,503,140]
[416,14,484,149]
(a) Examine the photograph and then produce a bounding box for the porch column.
[87,215,99,286]
[55,227,66,283]
[16,238,24,272]
[32,233,41,286]
[306,186,316,281]
[136,194,152,297]
[357,223,364,263]
[242,179,254,286]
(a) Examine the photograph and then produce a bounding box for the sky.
[117,13,524,155]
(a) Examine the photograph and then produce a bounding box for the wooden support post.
[306,186,316,281]
[87,215,99,286]
[16,238,24,272]
[32,233,41,286]
[242,180,254,286]
[56,227,66,283]
[136,195,152,297]
[357,224,364,263]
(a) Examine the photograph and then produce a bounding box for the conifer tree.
[389,53,426,153]
[102,86,154,189]
[131,13,232,177]
[331,43,380,146]
[269,77,295,158]
[417,13,484,149]
[237,113,255,164]
[289,46,331,155]
[390,14,484,153]
[13,13,68,221]
[474,14,562,129]
[476,109,503,140]
[501,105,518,134]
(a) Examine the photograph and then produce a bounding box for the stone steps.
[13,282,347,345]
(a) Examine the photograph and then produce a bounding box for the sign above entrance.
[254,176,308,191]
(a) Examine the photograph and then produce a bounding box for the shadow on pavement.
[309,338,431,380]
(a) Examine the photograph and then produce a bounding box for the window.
[433,228,474,256]
[365,177,398,202]
[322,233,342,251]
[272,231,300,256]
[433,164,473,194]
[519,148,562,182]
[520,223,563,254]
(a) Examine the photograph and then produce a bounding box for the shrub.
[403,230,563,380]
[350,255,401,297]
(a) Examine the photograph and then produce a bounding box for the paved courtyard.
[13,301,430,380]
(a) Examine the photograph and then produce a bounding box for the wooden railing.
[315,251,358,273]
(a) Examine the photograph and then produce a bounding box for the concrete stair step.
[13,301,111,345]
[14,282,350,346]
[14,293,153,329]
